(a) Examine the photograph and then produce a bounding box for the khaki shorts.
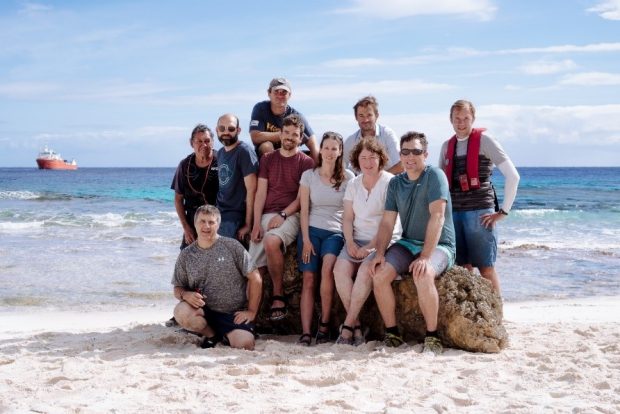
[249,212,300,268]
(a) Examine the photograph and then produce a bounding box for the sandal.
[200,335,219,349]
[383,332,405,348]
[297,333,312,347]
[353,325,368,347]
[335,324,354,345]
[315,319,331,345]
[268,295,288,321]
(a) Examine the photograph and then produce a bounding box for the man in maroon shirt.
[250,115,315,321]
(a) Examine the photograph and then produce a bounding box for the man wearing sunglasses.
[215,114,258,244]
[249,78,319,163]
[360,131,456,355]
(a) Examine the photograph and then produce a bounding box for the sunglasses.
[217,126,237,133]
[400,148,425,156]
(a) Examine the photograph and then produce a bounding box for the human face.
[451,107,475,138]
[355,106,378,137]
[358,149,380,175]
[400,139,427,177]
[216,116,240,147]
[319,137,341,164]
[268,88,290,113]
[195,212,220,244]
[280,124,302,151]
[191,131,213,158]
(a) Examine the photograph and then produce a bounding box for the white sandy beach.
[1,297,619,413]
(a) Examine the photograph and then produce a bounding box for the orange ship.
[36,146,78,170]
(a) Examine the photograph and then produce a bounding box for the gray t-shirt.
[171,237,254,313]
[300,168,355,232]
[385,166,456,259]
[216,141,258,220]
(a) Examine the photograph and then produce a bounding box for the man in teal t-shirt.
[362,131,455,355]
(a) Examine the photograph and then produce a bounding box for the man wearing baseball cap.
[249,78,318,163]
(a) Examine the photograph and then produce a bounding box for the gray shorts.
[385,243,449,280]
[249,212,300,268]
[336,239,374,264]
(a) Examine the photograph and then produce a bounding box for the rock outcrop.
[256,245,508,353]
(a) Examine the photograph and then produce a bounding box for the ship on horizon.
[36,146,78,170]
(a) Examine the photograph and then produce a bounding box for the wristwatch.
[278,211,287,219]
[498,209,509,216]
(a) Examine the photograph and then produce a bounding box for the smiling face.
[194,212,220,245]
[216,115,240,147]
[191,131,213,158]
[450,107,475,138]
[268,88,290,115]
[400,138,428,178]
[358,148,381,175]
[355,105,378,137]
[319,136,342,164]
[280,124,302,152]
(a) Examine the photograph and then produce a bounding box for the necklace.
[187,152,213,203]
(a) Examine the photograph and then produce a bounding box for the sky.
[0,0,619,167]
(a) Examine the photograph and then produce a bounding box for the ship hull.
[36,159,78,170]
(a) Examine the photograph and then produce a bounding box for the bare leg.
[264,234,286,314]
[173,301,215,337]
[371,262,399,328]
[413,267,439,331]
[318,254,337,326]
[300,270,316,334]
[479,266,501,293]
[226,329,256,350]
[343,261,373,332]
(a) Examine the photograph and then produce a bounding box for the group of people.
[169,78,520,353]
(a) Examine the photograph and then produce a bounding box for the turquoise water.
[1,167,619,311]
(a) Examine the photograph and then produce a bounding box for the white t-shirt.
[300,168,355,232]
[344,170,401,241]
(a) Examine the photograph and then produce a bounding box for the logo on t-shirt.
[218,163,232,186]
[250,120,259,127]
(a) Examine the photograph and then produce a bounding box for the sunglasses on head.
[217,126,237,133]
[400,148,425,156]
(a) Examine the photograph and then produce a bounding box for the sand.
[1,297,619,413]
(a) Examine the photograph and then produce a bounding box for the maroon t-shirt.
[259,150,314,214]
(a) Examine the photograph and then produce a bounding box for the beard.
[218,133,239,147]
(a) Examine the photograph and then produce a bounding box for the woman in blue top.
[297,132,354,346]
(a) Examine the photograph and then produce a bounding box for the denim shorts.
[203,307,255,336]
[384,243,449,279]
[218,218,243,239]
[452,208,497,268]
[297,226,344,272]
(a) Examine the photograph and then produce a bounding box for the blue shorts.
[203,307,255,336]
[218,218,243,239]
[384,243,449,278]
[452,208,497,268]
[297,226,344,272]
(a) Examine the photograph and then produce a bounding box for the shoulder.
[380,170,395,182]
[345,131,359,145]
[301,168,315,180]
[344,169,355,180]
[298,152,315,166]
[252,100,270,111]
[378,124,397,138]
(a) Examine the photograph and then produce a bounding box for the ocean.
[1,167,618,313]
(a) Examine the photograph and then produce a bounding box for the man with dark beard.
[215,114,259,243]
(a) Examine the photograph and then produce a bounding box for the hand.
[234,310,256,325]
[480,212,505,229]
[302,240,316,264]
[368,254,385,277]
[251,225,263,243]
[183,227,196,245]
[357,243,374,259]
[237,223,251,242]
[183,291,205,309]
[409,256,431,280]
[267,215,284,230]
[346,240,361,258]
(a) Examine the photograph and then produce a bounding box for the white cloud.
[337,0,497,21]
[294,79,454,101]
[559,72,620,86]
[587,0,620,20]
[18,2,53,16]
[0,82,60,98]
[518,59,577,75]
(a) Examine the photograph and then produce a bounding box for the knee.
[302,271,316,290]
[258,141,275,156]
[372,268,395,288]
[264,235,282,253]
[229,335,255,351]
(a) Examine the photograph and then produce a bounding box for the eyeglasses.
[400,148,425,156]
[217,126,237,133]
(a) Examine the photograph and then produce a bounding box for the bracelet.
[498,208,509,216]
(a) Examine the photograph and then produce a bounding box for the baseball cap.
[269,78,291,93]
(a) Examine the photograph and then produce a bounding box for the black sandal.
[268,295,289,321]
[335,324,354,345]
[297,333,312,346]
[315,319,330,345]
[200,335,219,349]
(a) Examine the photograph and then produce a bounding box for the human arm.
[409,199,446,279]
[234,269,262,324]
[237,173,257,241]
[481,159,520,228]
[250,130,281,146]
[173,286,205,309]
[174,193,195,245]
[305,135,319,164]
[266,187,302,230]
[251,177,268,242]
[299,184,315,263]
[368,210,399,276]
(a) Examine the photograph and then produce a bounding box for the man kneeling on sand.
[171,204,262,350]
